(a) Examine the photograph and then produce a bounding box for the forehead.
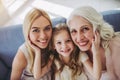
[70,16,90,25]
[31,16,51,28]
[69,16,92,29]
[54,30,70,39]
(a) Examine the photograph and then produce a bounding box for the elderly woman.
[67,6,120,80]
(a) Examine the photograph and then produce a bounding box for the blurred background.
[0,0,120,27]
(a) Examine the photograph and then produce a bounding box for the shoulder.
[14,45,27,65]
[12,45,27,71]
[11,47,27,79]
[106,33,120,56]
[109,33,120,48]
[19,43,27,52]
[19,43,30,59]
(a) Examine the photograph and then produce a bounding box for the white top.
[19,43,52,80]
[54,54,88,80]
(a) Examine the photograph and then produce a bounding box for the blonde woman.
[11,8,53,80]
[67,6,120,80]
[52,23,87,80]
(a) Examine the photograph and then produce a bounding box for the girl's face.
[54,30,74,58]
[29,16,52,49]
[68,16,94,51]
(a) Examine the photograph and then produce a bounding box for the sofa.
[0,9,120,80]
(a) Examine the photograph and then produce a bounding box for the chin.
[38,44,48,49]
[78,46,89,52]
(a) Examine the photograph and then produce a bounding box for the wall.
[0,0,10,26]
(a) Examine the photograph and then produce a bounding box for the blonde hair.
[67,6,115,48]
[23,8,52,72]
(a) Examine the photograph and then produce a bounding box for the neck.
[61,56,70,64]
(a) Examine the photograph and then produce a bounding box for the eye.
[56,41,61,45]
[66,39,72,43]
[70,29,77,35]
[32,29,40,32]
[82,26,89,33]
[44,25,51,31]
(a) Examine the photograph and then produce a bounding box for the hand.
[92,30,101,55]
[28,38,41,55]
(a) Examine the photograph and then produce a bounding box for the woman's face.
[29,16,52,49]
[68,16,94,51]
[54,30,74,58]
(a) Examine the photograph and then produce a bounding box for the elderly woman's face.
[68,16,94,51]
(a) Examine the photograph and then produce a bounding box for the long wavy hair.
[67,6,115,49]
[51,23,82,79]
[23,8,52,72]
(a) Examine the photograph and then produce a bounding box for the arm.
[29,41,52,79]
[10,49,27,80]
[106,51,117,80]
[106,36,120,80]
[33,48,52,79]
[82,30,102,80]
[81,53,102,80]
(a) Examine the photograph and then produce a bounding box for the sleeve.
[19,43,29,62]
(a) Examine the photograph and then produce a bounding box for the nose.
[40,31,46,39]
[76,32,84,42]
[61,43,67,49]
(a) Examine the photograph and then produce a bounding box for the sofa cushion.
[101,10,120,32]
[52,17,66,27]
[0,60,8,80]
[0,24,24,80]
[0,24,24,68]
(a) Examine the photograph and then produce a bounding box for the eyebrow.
[31,27,39,29]
[31,25,51,29]
[81,25,89,28]
[45,25,51,27]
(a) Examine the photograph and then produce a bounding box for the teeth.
[40,40,47,43]
[79,42,87,46]
[61,49,69,52]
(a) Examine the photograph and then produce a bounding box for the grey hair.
[67,6,114,43]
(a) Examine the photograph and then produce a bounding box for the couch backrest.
[0,24,24,80]
[0,17,66,80]
[101,9,120,32]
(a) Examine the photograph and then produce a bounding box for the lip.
[61,49,71,53]
[40,41,47,45]
[37,40,48,46]
[78,41,88,46]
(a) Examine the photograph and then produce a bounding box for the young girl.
[51,23,87,80]
[11,8,53,80]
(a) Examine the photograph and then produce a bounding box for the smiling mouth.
[78,41,88,46]
[61,49,71,53]
[40,41,47,45]
[37,40,48,45]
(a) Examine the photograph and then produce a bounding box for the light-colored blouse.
[19,43,52,80]
[54,56,88,80]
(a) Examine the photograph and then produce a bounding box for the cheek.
[29,33,36,41]
[71,34,76,42]
[47,31,52,38]
[71,44,75,50]
[54,45,60,52]
[86,32,94,42]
